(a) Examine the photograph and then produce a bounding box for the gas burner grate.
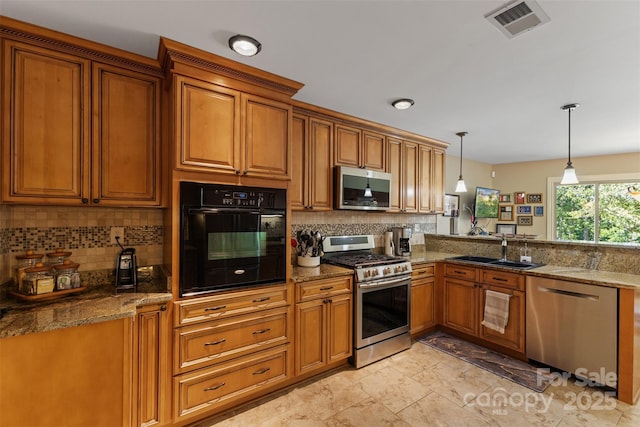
[323,252,403,268]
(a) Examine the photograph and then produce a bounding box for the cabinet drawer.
[445,264,476,280]
[175,284,288,326]
[412,264,435,280]
[481,269,524,290]
[296,276,352,303]
[174,346,289,421]
[175,307,289,374]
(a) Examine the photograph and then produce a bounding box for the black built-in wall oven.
[180,181,287,297]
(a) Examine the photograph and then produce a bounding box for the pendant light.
[455,132,468,193]
[560,103,580,185]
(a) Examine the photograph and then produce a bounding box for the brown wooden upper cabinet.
[418,144,446,213]
[291,114,333,211]
[1,40,162,206]
[174,75,292,180]
[334,124,385,171]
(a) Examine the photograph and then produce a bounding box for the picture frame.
[517,215,533,226]
[496,223,517,235]
[534,206,544,216]
[499,205,513,221]
[517,205,532,215]
[499,194,511,203]
[443,194,460,217]
[527,193,543,204]
[514,192,526,204]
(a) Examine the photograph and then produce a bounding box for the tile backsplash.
[1,205,164,283]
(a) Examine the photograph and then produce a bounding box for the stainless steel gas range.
[322,235,412,368]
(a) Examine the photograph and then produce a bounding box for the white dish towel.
[481,290,511,334]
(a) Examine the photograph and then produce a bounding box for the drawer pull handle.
[253,367,270,375]
[204,339,226,346]
[454,270,466,275]
[320,286,334,291]
[492,277,509,282]
[253,297,270,303]
[204,382,226,391]
[252,328,271,335]
[417,271,427,275]
[205,305,227,312]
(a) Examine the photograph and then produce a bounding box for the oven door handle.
[187,207,263,215]
[358,276,410,289]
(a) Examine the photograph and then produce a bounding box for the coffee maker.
[391,227,412,256]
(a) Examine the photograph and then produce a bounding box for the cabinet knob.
[93,198,100,204]
[235,170,241,175]
[81,198,89,204]
[243,170,248,176]
[160,304,167,311]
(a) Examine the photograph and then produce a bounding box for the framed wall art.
[496,223,517,235]
[499,205,513,221]
[517,205,532,215]
[517,215,533,226]
[514,192,526,204]
[534,206,544,216]
[527,193,543,204]
[499,194,511,203]
[443,194,460,217]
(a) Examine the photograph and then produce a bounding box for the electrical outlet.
[110,227,125,245]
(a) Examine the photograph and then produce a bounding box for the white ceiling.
[2,0,639,164]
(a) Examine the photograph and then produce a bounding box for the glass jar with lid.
[54,260,81,290]
[22,263,55,295]
[15,250,45,294]
[46,248,72,266]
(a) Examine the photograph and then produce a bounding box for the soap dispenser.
[520,241,532,263]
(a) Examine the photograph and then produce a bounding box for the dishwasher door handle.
[538,286,600,301]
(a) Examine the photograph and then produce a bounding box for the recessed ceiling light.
[228,35,262,57]
[392,99,415,110]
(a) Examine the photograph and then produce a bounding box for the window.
[552,177,640,245]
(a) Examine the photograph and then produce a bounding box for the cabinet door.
[479,286,525,353]
[93,64,161,206]
[362,131,385,171]
[402,140,419,213]
[432,148,446,213]
[387,137,403,212]
[411,278,435,336]
[443,277,477,336]
[2,41,90,204]
[295,299,326,375]
[327,293,352,363]
[334,124,361,168]
[418,144,433,213]
[243,94,291,179]
[290,114,307,210]
[308,117,333,210]
[134,304,170,427]
[175,75,241,174]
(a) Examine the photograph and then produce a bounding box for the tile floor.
[195,341,640,426]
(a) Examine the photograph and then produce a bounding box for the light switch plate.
[110,227,125,245]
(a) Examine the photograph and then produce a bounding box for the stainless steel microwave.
[334,166,392,211]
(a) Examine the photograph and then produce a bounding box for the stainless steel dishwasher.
[526,276,618,388]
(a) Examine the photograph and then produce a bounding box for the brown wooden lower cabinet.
[410,263,435,337]
[0,318,133,427]
[133,303,171,427]
[295,276,353,376]
[442,263,525,355]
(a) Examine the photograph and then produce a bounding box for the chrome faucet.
[501,235,508,260]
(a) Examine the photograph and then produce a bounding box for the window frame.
[547,172,640,245]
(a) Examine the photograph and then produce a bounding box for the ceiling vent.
[485,0,550,38]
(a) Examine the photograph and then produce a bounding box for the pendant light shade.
[560,103,580,185]
[455,132,468,193]
[364,178,373,197]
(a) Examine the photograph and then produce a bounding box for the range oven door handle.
[187,207,263,215]
[358,276,410,289]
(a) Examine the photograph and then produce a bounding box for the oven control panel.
[356,261,412,282]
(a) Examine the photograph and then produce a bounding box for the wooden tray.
[9,286,87,302]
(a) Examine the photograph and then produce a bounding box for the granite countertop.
[291,263,353,283]
[0,276,172,339]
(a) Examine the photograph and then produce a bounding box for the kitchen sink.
[447,255,544,270]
